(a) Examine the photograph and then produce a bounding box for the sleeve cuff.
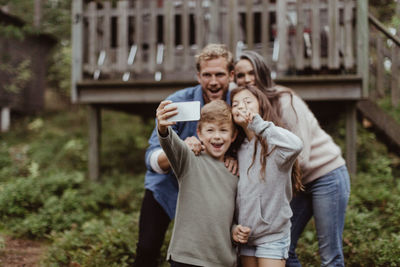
[149,149,168,174]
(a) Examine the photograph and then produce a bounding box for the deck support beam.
[346,101,357,176]
[1,107,10,132]
[88,105,101,181]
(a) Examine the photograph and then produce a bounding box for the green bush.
[43,211,138,267]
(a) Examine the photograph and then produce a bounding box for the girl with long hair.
[231,85,303,267]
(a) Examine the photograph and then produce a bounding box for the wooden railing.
[72,0,364,87]
[368,13,400,107]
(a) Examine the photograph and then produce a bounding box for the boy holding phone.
[134,44,235,267]
[157,99,248,267]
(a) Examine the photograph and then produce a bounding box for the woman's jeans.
[286,165,351,267]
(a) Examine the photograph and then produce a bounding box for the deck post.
[88,105,101,181]
[71,0,83,103]
[346,101,357,176]
[357,0,369,97]
[1,106,10,132]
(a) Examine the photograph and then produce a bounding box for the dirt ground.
[0,235,46,267]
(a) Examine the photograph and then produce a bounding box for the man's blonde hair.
[195,44,234,72]
[198,100,235,133]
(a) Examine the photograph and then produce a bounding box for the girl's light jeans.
[286,165,351,267]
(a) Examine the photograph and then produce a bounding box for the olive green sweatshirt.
[159,127,238,267]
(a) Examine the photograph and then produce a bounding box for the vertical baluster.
[195,0,204,52]
[295,0,304,70]
[311,0,321,70]
[103,2,111,73]
[182,0,190,70]
[276,0,288,73]
[228,0,238,55]
[148,0,157,73]
[261,0,270,63]
[344,0,354,69]
[245,0,254,50]
[328,0,339,69]
[375,34,384,98]
[209,0,219,43]
[134,0,143,73]
[117,0,129,73]
[391,41,399,107]
[164,0,175,72]
[88,2,97,74]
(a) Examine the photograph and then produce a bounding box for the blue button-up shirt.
[144,84,231,219]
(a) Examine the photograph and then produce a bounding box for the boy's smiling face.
[197,121,236,161]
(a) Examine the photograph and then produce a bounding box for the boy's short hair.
[195,44,234,72]
[198,100,235,132]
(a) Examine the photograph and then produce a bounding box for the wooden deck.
[71,0,370,179]
[76,75,363,104]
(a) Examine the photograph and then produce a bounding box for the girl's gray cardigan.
[236,114,303,246]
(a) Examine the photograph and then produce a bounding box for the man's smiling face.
[197,57,233,103]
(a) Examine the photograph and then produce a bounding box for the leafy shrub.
[43,211,138,267]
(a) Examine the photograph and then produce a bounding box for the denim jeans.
[286,165,351,267]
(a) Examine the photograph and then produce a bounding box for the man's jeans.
[286,165,351,267]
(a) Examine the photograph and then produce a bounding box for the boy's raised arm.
[156,101,192,179]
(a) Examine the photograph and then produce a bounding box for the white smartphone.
[166,101,201,122]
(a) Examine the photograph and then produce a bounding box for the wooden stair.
[357,99,400,154]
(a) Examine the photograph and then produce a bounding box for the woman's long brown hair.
[230,85,303,194]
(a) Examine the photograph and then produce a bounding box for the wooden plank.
[76,75,363,103]
[102,2,111,73]
[368,13,400,47]
[392,1,400,107]
[245,0,254,50]
[276,0,288,73]
[164,0,175,71]
[88,105,101,181]
[117,0,129,72]
[357,0,369,97]
[195,0,204,52]
[295,0,305,70]
[148,0,157,73]
[182,0,190,70]
[228,0,238,55]
[311,0,321,69]
[346,102,357,176]
[391,44,399,107]
[376,34,384,98]
[134,0,143,73]
[343,0,354,69]
[357,99,400,153]
[88,2,97,74]
[209,0,220,43]
[261,0,270,62]
[328,0,339,68]
[71,0,83,103]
